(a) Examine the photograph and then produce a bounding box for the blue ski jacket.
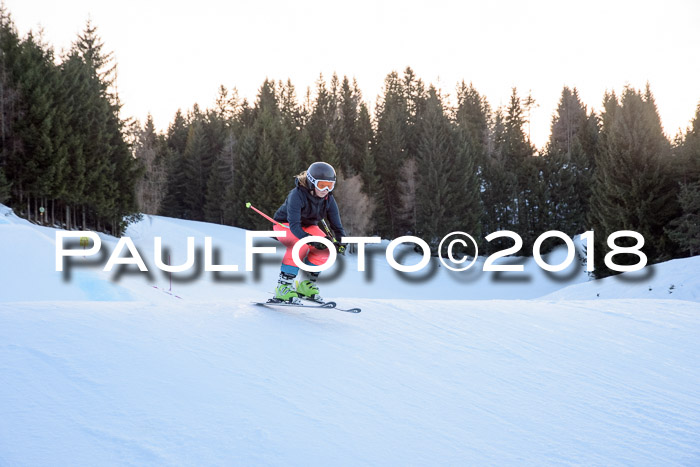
[273,178,346,241]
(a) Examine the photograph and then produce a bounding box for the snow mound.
[542,255,700,302]
[0,206,133,302]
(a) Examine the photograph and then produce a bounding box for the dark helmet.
[306,162,336,192]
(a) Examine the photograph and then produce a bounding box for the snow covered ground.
[1,204,699,465]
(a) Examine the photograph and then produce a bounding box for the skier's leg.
[273,224,330,301]
[274,223,311,273]
[296,225,329,301]
[273,224,302,302]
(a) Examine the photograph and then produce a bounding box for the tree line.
[133,69,699,277]
[1,13,698,277]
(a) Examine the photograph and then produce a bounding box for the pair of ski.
[254,297,361,313]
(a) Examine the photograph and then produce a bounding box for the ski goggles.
[312,179,335,191]
[307,173,335,192]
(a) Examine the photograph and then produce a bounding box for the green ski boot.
[296,279,323,303]
[275,272,301,304]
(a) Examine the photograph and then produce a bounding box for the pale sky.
[5,0,700,149]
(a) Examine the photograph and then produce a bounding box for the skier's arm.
[287,191,309,240]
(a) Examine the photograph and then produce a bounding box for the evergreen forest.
[1,12,698,277]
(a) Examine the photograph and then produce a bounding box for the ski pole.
[320,219,346,255]
[320,218,336,242]
[245,202,289,229]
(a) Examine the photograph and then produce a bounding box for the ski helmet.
[306,162,336,192]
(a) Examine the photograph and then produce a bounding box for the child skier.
[272,161,347,303]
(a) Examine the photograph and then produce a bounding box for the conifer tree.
[247,114,284,229]
[46,58,72,226]
[665,182,700,256]
[0,6,21,170]
[108,113,142,234]
[589,86,677,276]
[6,32,58,220]
[353,82,373,170]
[504,88,537,247]
[454,81,490,242]
[332,77,354,175]
[307,74,334,159]
[160,110,189,218]
[196,108,230,223]
[665,101,700,256]
[332,76,370,176]
[482,89,536,249]
[226,125,256,226]
[414,86,463,249]
[134,115,167,214]
[398,157,418,234]
[503,88,533,167]
[674,102,700,182]
[278,79,303,129]
[373,68,425,238]
[548,87,588,156]
[205,125,238,225]
[544,87,599,236]
[522,155,552,248]
[319,130,340,169]
[359,150,380,234]
[214,84,239,121]
[481,109,514,248]
[61,20,141,233]
[455,81,490,165]
[0,166,10,203]
[354,100,373,175]
[296,127,315,169]
[72,23,118,229]
[234,80,292,229]
[180,119,208,220]
[55,52,89,228]
[278,79,310,175]
[373,71,408,238]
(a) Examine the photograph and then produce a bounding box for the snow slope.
[2,299,699,465]
[544,255,700,302]
[1,204,699,465]
[0,204,133,302]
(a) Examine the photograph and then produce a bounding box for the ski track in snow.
[1,205,700,465]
